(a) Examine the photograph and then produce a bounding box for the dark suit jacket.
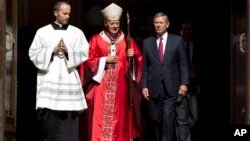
[140,33,189,97]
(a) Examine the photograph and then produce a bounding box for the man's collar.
[51,22,69,30]
[157,32,168,40]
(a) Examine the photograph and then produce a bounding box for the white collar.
[158,32,168,40]
[54,21,63,27]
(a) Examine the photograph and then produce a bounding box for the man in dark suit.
[175,21,199,141]
[140,12,189,141]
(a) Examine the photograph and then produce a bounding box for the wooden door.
[230,0,250,124]
[0,0,17,140]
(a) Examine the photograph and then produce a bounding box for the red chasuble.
[79,30,142,141]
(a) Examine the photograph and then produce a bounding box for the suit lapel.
[149,37,161,62]
[162,34,173,62]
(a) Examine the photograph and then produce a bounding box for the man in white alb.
[28,1,89,141]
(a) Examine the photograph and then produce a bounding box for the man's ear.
[166,22,170,28]
[54,11,58,17]
[103,21,107,27]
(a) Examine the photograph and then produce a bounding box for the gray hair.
[153,12,169,22]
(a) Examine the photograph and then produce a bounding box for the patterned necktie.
[159,37,164,62]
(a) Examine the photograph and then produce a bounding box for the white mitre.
[101,3,123,20]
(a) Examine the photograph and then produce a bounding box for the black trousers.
[39,109,79,141]
[175,96,191,141]
[175,81,198,141]
[148,81,177,141]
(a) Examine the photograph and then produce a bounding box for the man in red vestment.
[79,3,142,141]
